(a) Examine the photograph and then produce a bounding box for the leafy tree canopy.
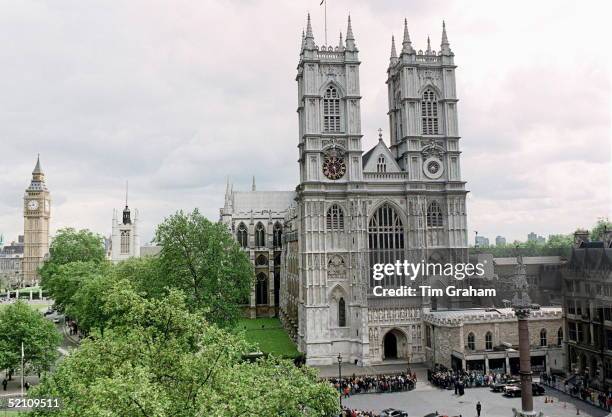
[0,301,61,374]
[590,218,612,241]
[154,210,253,328]
[30,288,339,417]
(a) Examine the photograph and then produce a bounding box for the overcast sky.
[0,0,610,245]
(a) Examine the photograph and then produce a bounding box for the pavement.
[342,379,611,417]
[316,360,422,378]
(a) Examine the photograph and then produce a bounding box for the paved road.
[343,380,610,417]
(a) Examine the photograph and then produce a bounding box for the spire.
[440,20,452,55]
[252,176,256,191]
[345,15,357,51]
[300,29,306,51]
[338,31,344,50]
[224,177,233,209]
[122,181,131,225]
[426,35,432,54]
[402,18,414,54]
[389,36,398,65]
[304,13,316,49]
[33,154,42,174]
[28,154,47,190]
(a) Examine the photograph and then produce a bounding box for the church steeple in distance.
[122,181,131,225]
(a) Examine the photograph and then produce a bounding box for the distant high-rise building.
[22,156,51,287]
[475,235,490,247]
[495,236,506,246]
[528,232,546,244]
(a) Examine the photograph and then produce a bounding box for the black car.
[491,378,520,392]
[503,383,545,397]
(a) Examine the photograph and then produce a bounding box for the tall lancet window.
[427,201,444,227]
[255,222,266,247]
[273,222,283,248]
[326,204,344,231]
[368,203,405,288]
[421,89,439,135]
[120,230,130,254]
[323,86,341,133]
[237,223,248,248]
[338,297,346,327]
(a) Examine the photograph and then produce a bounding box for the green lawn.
[0,300,52,312]
[236,318,301,359]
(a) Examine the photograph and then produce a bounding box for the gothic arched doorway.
[384,332,397,359]
[382,328,407,360]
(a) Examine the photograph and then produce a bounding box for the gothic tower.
[110,185,140,263]
[294,15,370,365]
[386,21,469,307]
[22,155,51,286]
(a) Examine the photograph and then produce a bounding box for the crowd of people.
[429,365,512,392]
[541,372,612,411]
[329,371,417,396]
[340,408,379,417]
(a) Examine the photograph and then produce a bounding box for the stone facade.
[563,230,612,390]
[423,308,565,374]
[221,15,473,366]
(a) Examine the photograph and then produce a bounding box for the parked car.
[503,383,546,397]
[503,384,522,397]
[491,378,520,392]
[381,408,409,417]
[43,307,55,316]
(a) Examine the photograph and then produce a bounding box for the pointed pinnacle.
[441,20,449,45]
[306,13,314,39]
[426,35,432,53]
[390,35,397,59]
[339,31,344,48]
[402,18,414,54]
[346,15,354,40]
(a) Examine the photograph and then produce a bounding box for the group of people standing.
[329,371,417,397]
[429,365,509,391]
[340,408,379,417]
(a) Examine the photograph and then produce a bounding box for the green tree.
[0,301,61,374]
[154,210,253,328]
[30,288,338,417]
[40,228,106,291]
[42,261,109,313]
[590,218,612,241]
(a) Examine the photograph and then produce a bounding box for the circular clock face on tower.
[423,156,444,179]
[27,200,39,211]
[322,156,346,180]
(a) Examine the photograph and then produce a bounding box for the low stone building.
[423,307,565,375]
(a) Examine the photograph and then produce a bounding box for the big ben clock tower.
[22,155,51,286]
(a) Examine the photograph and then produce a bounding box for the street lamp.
[337,353,343,409]
[511,253,543,417]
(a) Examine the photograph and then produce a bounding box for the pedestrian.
[476,401,482,417]
[24,381,30,391]
[2,378,7,391]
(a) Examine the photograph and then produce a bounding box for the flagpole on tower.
[320,0,327,45]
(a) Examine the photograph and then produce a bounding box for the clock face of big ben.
[27,200,39,211]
